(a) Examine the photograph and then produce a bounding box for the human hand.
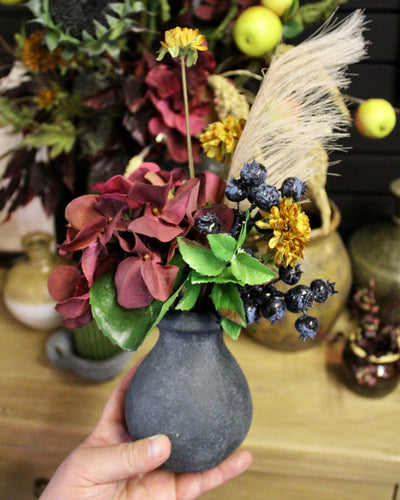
[40,360,253,500]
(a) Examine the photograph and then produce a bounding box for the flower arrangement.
[0,0,353,219]
[44,21,349,351]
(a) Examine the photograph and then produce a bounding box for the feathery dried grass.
[228,10,368,188]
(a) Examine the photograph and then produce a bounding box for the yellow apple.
[233,6,282,58]
[355,98,396,139]
[0,0,26,4]
[260,0,293,18]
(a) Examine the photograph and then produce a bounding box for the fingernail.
[147,435,164,460]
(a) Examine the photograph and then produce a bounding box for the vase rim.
[159,311,221,333]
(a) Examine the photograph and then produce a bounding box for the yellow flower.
[200,116,246,162]
[157,27,207,66]
[21,30,65,72]
[256,197,311,267]
[37,88,57,109]
[161,27,207,52]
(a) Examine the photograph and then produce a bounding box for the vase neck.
[22,231,54,265]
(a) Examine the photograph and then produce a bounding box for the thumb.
[76,435,171,483]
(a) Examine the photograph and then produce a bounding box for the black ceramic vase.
[124,311,253,472]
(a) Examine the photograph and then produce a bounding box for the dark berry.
[253,184,281,211]
[279,264,303,285]
[230,211,247,238]
[239,161,267,187]
[310,279,337,303]
[225,177,248,202]
[244,303,260,324]
[262,296,287,325]
[195,212,222,234]
[310,279,336,304]
[285,284,314,313]
[242,247,256,257]
[280,177,307,201]
[295,315,320,341]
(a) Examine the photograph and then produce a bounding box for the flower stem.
[180,58,195,178]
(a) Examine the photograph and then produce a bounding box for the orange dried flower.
[37,88,57,108]
[21,30,65,72]
[256,197,311,267]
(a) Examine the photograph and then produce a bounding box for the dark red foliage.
[48,163,233,326]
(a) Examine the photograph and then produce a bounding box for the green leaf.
[178,237,227,276]
[0,97,35,130]
[231,251,277,285]
[207,233,237,263]
[283,0,299,22]
[44,29,60,51]
[22,122,76,158]
[221,318,242,340]
[190,267,245,285]
[282,17,304,39]
[237,210,250,248]
[211,283,246,327]
[175,280,201,311]
[90,270,186,351]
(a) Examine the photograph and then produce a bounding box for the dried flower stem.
[220,70,263,82]
[180,58,195,178]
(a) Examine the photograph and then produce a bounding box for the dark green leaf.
[178,237,227,276]
[221,318,242,340]
[211,283,246,327]
[231,251,277,285]
[90,270,185,351]
[207,233,237,262]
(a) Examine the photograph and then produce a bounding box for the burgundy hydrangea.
[48,163,233,327]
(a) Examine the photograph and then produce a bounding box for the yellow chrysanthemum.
[200,116,246,162]
[256,197,311,267]
[36,88,57,109]
[21,30,65,72]
[161,27,207,52]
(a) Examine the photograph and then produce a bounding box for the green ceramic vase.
[72,320,122,360]
[348,178,400,325]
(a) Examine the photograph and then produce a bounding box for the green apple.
[233,6,282,58]
[355,98,396,139]
[260,0,293,18]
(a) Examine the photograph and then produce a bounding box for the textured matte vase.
[124,311,253,472]
[342,334,400,398]
[245,200,352,350]
[349,178,400,325]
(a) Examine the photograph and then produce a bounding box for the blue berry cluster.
[225,160,307,211]
[240,276,337,341]
[194,159,336,343]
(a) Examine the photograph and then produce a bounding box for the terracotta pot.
[244,200,352,350]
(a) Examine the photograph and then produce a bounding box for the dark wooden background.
[0,0,399,239]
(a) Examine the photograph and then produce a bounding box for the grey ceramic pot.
[124,311,253,472]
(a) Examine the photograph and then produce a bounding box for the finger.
[76,434,171,484]
[176,449,253,500]
[89,357,145,443]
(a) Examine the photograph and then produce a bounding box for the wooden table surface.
[1,267,400,500]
